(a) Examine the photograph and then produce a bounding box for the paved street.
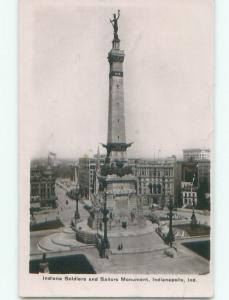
[32,184,89,226]
[55,184,89,226]
[102,246,209,274]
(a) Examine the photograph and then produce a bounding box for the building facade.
[198,160,210,187]
[78,154,210,209]
[78,156,105,199]
[79,155,182,208]
[130,157,179,208]
[180,158,210,208]
[183,148,210,161]
[30,164,57,209]
[181,181,197,207]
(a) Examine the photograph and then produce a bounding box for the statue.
[110,10,120,40]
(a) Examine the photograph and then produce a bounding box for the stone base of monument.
[74,219,166,254]
[37,220,167,255]
[88,209,146,232]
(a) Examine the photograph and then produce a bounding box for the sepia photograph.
[19,0,213,297]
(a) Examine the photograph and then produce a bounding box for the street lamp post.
[76,193,80,217]
[39,253,49,274]
[74,190,80,233]
[167,197,175,247]
[191,199,197,229]
[100,192,110,258]
[162,176,165,209]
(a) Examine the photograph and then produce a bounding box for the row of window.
[135,171,173,177]
[183,192,196,197]
[139,182,171,188]
[183,199,196,205]
[31,187,55,196]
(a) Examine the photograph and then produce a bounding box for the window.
[157,184,161,194]
[153,184,157,194]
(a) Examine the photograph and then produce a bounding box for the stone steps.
[38,235,70,252]
[37,231,96,253]
[51,233,86,248]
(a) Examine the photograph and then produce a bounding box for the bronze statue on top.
[110,10,120,40]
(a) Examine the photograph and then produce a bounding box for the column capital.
[108,49,125,63]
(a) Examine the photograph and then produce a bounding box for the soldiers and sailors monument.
[37,11,164,258]
[75,11,155,250]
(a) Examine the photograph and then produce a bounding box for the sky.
[20,0,213,160]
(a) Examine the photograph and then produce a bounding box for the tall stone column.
[107,38,127,162]
[98,12,142,228]
[102,21,132,162]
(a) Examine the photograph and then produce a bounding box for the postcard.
[19,0,213,297]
